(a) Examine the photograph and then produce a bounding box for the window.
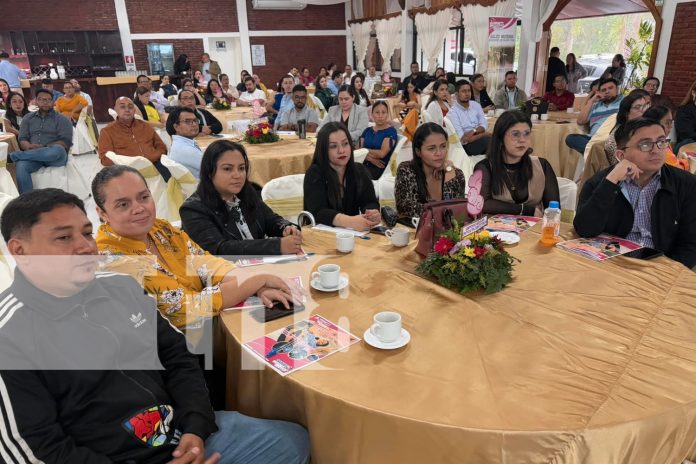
[146,43,174,75]
[412,14,476,77]
[358,31,401,73]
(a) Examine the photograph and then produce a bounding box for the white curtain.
[304,0,347,4]
[375,16,401,73]
[349,21,374,72]
[535,0,558,41]
[414,9,452,74]
[461,0,517,76]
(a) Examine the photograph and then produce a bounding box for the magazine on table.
[556,234,642,261]
[225,276,305,310]
[242,314,361,376]
[486,215,540,234]
[235,251,311,267]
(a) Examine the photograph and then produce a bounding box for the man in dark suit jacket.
[546,47,567,93]
[198,53,222,81]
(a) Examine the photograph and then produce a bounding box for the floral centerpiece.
[244,122,279,144]
[416,221,518,294]
[212,98,231,110]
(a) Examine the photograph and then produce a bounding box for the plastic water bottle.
[540,201,561,245]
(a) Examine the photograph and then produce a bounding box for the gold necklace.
[503,166,516,192]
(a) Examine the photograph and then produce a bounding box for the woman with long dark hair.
[303,122,381,229]
[173,54,191,76]
[158,75,178,98]
[359,100,398,180]
[425,79,451,127]
[181,78,207,107]
[394,122,466,219]
[204,78,231,104]
[604,89,650,164]
[2,92,28,136]
[565,53,587,94]
[134,86,164,127]
[644,105,689,171]
[674,79,696,152]
[601,54,626,86]
[180,140,302,256]
[0,79,13,108]
[395,81,421,119]
[351,73,371,107]
[473,110,559,217]
[314,75,335,110]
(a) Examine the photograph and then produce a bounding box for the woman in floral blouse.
[395,122,466,220]
[92,165,295,330]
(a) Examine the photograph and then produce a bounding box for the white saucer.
[310,276,349,292]
[490,231,520,245]
[363,328,411,350]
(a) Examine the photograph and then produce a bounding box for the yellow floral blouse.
[96,219,235,329]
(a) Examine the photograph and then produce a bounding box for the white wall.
[207,38,243,82]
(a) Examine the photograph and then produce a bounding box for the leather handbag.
[525,97,549,117]
[415,199,471,256]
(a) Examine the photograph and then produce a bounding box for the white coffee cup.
[412,217,420,229]
[487,109,495,117]
[385,228,410,247]
[370,311,402,343]
[495,108,504,117]
[567,107,574,113]
[312,264,341,288]
[540,113,549,121]
[336,233,355,253]
[531,114,539,121]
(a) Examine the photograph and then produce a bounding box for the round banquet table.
[209,107,260,131]
[487,111,586,179]
[195,135,315,186]
[221,225,696,464]
[0,133,20,154]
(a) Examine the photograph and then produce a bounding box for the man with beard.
[448,79,490,156]
[565,78,623,155]
[278,85,319,133]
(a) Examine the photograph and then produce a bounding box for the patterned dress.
[96,219,235,330]
[394,160,467,219]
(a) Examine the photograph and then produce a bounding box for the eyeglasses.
[507,130,532,141]
[36,97,53,103]
[177,119,199,126]
[179,96,195,101]
[621,139,670,152]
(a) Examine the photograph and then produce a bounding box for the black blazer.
[303,162,379,226]
[180,190,293,256]
[574,164,696,268]
[195,108,223,134]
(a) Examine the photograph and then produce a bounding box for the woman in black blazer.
[303,122,381,230]
[180,140,302,256]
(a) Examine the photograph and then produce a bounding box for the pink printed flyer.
[556,234,642,261]
[243,315,360,376]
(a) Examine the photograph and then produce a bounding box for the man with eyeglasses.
[166,106,203,178]
[575,117,696,268]
[10,88,72,193]
[135,74,169,112]
[278,85,319,133]
[178,89,223,135]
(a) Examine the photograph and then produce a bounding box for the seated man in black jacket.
[0,189,310,464]
[574,118,696,268]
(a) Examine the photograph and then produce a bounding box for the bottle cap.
[549,201,560,209]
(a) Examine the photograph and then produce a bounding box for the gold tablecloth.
[196,136,314,186]
[221,226,696,464]
[0,133,20,154]
[487,112,585,178]
[209,107,259,131]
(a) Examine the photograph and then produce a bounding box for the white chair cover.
[105,152,171,221]
[0,142,19,198]
[72,107,97,155]
[373,135,408,202]
[156,128,172,151]
[108,108,118,120]
[442,116,473,181]
[159,154,199,222]
[557,176,578,212]
[0,192,16,291]
[312,95,327,121]
[31,152,93,201]
[353,148,369,164]
[260,174,305,222]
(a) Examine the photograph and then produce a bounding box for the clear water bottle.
[540,200,561,245]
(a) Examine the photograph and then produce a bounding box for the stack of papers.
[312,224,370,237]
[556,234,641,261]
[486,215,539,234]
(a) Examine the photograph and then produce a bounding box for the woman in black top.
[674,79,696,153]
[303,122,381,230]
[173,54,191,76]
[159,75,178,98]
[474,110,559,217]
[180,140,302,256]
[351,73,371,107]
[178,89,222,134]
[2,92,28,137]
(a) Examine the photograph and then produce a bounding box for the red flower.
[253,129,262,138]
[434,237,454,255]
[474,246,486,258]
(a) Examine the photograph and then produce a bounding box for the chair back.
[442,116,472,179]
[0,142,18,198]
[160,154,198,222]
[557,176,578,212]
[0,192,16,291]
[261,174,305,222]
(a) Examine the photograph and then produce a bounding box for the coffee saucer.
[363,328,411,350]
[490,231,520,245]
[310,276,349,292]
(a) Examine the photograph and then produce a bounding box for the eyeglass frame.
[506,129,532,141]
[620,138,671,152]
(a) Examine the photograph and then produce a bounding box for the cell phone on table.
[371,225,389,235]
[624,248,664,260]
[250,301,305,323]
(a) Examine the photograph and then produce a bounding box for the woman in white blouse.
[424,79,451,127]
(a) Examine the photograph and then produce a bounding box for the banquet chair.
[72,107,98,155]
[260,174,305,222]
[105,151,172,222]
[31,149,93,201]
[159,154,198,222]
[156,128,173,151]
[442,116,473,180]
[0,192,16,292]
[311,95,327,121]
[372,135,408,206]
[557,177,578,223]
[0,142,19,198]
[353,148,369,164]
[677,142,696,174]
